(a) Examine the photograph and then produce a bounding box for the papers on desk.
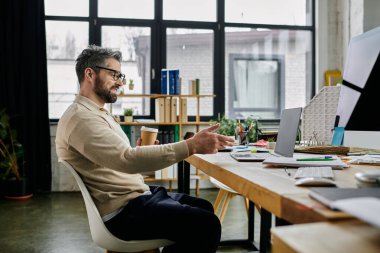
[344,154,380,165]
[220,146,269,153]
[309,188,380,228]
[262,155,347,169]
[332,197,380,228]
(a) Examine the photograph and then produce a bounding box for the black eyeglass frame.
[94,65,126,84]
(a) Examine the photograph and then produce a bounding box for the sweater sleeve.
[67,113,189,174]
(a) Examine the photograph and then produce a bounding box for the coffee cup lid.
[141,126,158,133]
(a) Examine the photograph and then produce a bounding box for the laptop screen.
[274,107,302,157]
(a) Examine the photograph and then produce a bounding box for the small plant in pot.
[123,108,134,123]
[0,109,32,199]
[128,79,134,90]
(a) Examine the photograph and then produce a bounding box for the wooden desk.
[183,153,380,252]
[272,220,380,253]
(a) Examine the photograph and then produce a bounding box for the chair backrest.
[59,160,173,252]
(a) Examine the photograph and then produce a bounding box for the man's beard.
[94,76,118,103]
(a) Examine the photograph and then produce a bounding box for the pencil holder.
[237,131,249,145]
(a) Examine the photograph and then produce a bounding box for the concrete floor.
[0,189,261,253]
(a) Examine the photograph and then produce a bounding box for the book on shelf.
[180,98,188,123]
[164,97,171,123]
[174,125,179,142]
[188,80,197,95]
[170,97,178,122]
[161,69,180,95]
[188,79,200,95]
[155,98,165,122]
[121,125,136,147]
[195,78,200,95]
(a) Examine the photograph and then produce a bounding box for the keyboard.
[294,166,334,179]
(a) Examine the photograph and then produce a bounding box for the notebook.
[230,107,302,162]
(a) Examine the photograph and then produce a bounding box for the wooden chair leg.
[213,189,226,214]
[244,197,250,218]
[219,192,236,224]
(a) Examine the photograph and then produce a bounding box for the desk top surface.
[185,152,380,222]
[271,220,380,253]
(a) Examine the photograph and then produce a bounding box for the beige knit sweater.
[56,95,189,216]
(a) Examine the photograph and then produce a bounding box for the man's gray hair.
[75,45,122,83]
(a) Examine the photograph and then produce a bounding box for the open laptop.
[230,107,302,162]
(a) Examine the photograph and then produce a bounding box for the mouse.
[295,177,337,187]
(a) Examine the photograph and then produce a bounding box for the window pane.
[167,28,214,116]
[46,21,89,118]
[163,0,216,22]
[45,0,89,17]
[98,0,154,19]
[225,0,312,26]
[225,28,312,119]
[102,26,151,116]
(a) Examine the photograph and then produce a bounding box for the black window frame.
[45,0,315,122]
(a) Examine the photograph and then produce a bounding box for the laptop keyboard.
[294,166,334,179]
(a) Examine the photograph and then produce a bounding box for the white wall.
[363,0,380,32]
[316,0,380,90]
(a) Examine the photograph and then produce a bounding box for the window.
[225,28,313,119]
[45,1,315,121]
[166,28,214,116]
[101,26,151,116]
[98,0,154,19]
[45,0,89,17]
[229,57,283,119]
[163,0,216,22]
[46,21,89,118]
[225,0,312,26]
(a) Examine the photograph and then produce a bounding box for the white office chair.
[59,160,174,253]
[210,177,252,224]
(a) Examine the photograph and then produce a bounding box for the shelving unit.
[116,94,215,140]
[115,93,215,194]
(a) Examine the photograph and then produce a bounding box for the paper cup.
[141,126,158,146]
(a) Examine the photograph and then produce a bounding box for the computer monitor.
[335,26,380,148]
[336,26,380,129]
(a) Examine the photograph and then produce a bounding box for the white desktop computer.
[335,26,380,149]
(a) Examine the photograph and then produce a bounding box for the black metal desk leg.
[275,216,291,226]
[177,161,184,193]
[260,208,272,253]
[183,160,190,195]
[248,201,255,243]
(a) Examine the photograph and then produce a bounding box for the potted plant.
[211,116,257,144]
[128,79,134,90]
[123,108,134,123]
[0,109,32,199]
[267,137,277,149]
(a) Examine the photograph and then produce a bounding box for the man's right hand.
[185,124,235,156]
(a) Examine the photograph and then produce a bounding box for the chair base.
[106,249,160,253]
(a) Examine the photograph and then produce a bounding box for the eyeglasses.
[95,66,126,84]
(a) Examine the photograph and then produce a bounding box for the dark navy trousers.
[105,186,221,253]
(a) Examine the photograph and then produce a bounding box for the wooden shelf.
[144,177,176,181]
